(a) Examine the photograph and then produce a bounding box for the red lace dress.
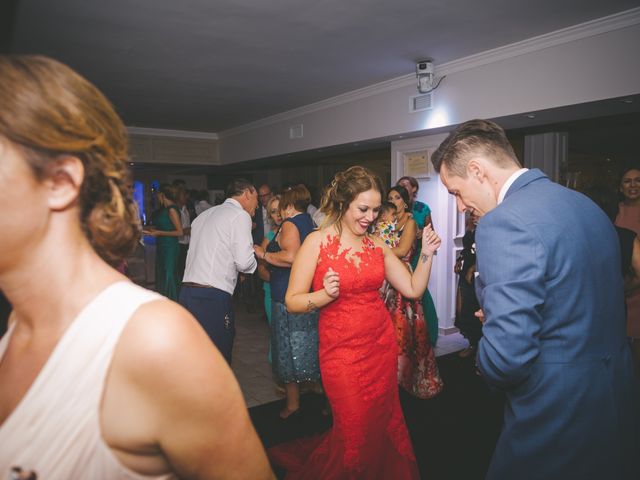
[268,235,420,479]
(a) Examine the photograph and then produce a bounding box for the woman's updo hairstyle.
[0,55,139,266]
[159,184,178,202]
[389,185,412,212]
[397,175,419,195]
[280,184,311,214]
[319,166,384,232]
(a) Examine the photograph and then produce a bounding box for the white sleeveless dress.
[0,281,177,480]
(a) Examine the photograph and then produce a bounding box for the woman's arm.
[256,236,271,282]
[254,221,300,268]
[285,231,338,313]
[390,218,417,258]
[145,208,184,237]
[104,301,274,479]
[382,224,441,299]
[414,213,432,241]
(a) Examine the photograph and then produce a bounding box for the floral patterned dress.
[380,222,444,399]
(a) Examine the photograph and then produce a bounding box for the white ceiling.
[8,0,640,133]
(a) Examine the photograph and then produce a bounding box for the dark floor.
[249,353,504,480]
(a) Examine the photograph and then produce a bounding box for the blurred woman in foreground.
[0,55,273,480]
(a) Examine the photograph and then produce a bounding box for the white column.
[391,134,460,335]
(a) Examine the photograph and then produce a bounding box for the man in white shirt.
[194,189,213,216]
[179,179,259,363]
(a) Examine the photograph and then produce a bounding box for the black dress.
[615,225,636,277]
[455,228,482,346]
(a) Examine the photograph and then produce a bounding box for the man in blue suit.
[432,119,638,479]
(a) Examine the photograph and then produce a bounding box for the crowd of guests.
[0,54,638,479]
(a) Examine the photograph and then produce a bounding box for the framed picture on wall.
[402,149,431,178]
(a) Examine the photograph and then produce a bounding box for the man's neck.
[231,195,249,214]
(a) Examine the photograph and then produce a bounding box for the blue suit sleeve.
[475,212,545,390]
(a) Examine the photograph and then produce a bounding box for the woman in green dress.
[257,195,282,361]
[397,176,439,346]
[144,184,183,301]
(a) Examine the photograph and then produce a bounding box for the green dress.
[153,205,180,301]
[410,200,439,346]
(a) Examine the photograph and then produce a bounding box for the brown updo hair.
[280,184,311,214]
[388,185,412,212]
[159,184,178,203]
[0,55,139,266]
[319,166,384,233]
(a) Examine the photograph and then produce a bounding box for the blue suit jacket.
[475,169,638,479]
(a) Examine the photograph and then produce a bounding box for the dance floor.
[249,353,503,480]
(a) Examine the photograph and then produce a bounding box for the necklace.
[287,211,303,219]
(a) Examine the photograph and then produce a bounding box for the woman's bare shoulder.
[114,299,229,385]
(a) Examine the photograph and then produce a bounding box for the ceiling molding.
[219,6,640,139]
[127,126,219,140]
[438,6,640,77]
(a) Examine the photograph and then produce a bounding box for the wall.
[129,130,219,165]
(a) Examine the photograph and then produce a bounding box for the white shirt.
[312,208,325,227]
[307,203,318,217]
[195,200,213,216]
[498,168,528,205]
[183,198,257,294]
[178,205,191,245]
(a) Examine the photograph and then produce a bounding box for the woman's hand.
[253,245,265,259]
[142,228,157,236]
[421,224,441,255]
[323,268,340,298]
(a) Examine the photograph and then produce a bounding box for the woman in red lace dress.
[269,166,441,479]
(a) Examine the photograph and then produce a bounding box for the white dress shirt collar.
[498,168,528,205]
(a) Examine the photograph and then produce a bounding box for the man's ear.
[44,155,84,211]
[467,158,485,181]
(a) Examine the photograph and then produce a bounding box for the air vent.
[289,124,303,139]
[409,93,433,113]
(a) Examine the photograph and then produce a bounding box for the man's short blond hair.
[431,119,521,177]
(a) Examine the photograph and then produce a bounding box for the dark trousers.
[179,285,235,364]
[176,243,189,287]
